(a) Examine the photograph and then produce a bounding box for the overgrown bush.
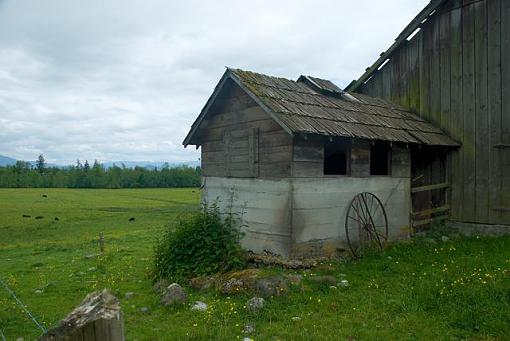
[153,204,246,282]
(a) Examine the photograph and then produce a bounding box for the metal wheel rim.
[345,192,388,257]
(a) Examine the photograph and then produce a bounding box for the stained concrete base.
[448,221,510,236]
[202,176,411,258]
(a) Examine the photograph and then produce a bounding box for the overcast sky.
[0,0,428,164]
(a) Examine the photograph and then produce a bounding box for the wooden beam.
[411,182,450,193]
[412,204,450,217]
[412,214,449,227]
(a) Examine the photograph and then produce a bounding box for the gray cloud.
[0,0,428,164]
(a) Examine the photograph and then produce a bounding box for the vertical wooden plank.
[381,62,392,100]
[474,0,490,223]
[248,128,259,177]
[223,131,231,177]
[439,11,451,132]
[429,15,442,126]
[419,21,431,120]
[461,2,476,222]
[488,0,502,224]
[449,2,464,221]
[408,33,421,113]
[501,0,510,221]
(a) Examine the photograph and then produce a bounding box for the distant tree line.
[0,155,201,188]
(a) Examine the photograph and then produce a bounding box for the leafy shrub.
[153,203,245,282]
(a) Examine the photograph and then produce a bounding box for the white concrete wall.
[202,176,411,258]
[202,177,292,256]
[291,177,411,255]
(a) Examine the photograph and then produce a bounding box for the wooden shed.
[346,0,510,231]
[184,68,458,257]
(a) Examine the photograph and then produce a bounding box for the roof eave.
[345,0,448,92]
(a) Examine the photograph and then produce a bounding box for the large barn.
[183,0,509,258]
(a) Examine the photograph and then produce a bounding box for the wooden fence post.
[39,290,124,341]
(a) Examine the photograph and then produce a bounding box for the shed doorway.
[410,146,449,232]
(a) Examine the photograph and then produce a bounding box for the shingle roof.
[228,68,459,146]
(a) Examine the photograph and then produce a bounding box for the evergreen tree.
[36,154,46,174]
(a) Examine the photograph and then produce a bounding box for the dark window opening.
[324,138,350,175]
[370,142,391,175]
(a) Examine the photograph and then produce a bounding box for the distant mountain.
[0,155,16,166]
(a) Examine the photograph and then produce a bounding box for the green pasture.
[0,188,508,340]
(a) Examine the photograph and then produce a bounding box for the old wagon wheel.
[345,192,388,257]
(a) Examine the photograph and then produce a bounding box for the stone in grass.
[309,275,337,286]
[160,283,187,306]
[285,274,303,285]
[441,236,450,242]
[153,279,170,295]
[246,297,265,311]
[242,338,253,341]
[139,307,150,313]
[125,292,134,299]
[243,323,255,334]
[291,316,301,322]
[189,276,216,291]
[190,301,208,311]
[338,279,349,288]
[253,276,288,297]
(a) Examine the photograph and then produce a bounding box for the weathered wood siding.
[200,81,293,179]
[357,0,510,225]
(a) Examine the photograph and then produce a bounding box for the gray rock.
[338,279,350,288]
[139,307,149,313]
[329,286,338,290]
[286,274,303,285]
[253,276,288,297]
[87,267,96,272]
[441,235,450,242]
[125,292,134,299]
[291,316,301,322]
[34,289,43,294]
[309,275,337,286]
[153,279,170,294]
[190,301,208,311]
[246,297,265,311]
[219,278,244,294]
[243,323,255,334]
[160,283,187,306]
[242,338,253,341]
[189,276,216,291]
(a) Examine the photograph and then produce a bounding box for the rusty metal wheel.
[345,192,388,257]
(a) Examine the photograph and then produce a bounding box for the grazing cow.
[42,194,47,198]
[35,216,43,219]
[22,214,31,218]
[54,217,59,221]
[129,217,135,222]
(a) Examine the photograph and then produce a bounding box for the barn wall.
[200,82,293,179]
[356,0,510,225]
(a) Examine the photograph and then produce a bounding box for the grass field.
[0,188,509,340]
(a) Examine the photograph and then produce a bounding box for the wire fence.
[0,275,47,335]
